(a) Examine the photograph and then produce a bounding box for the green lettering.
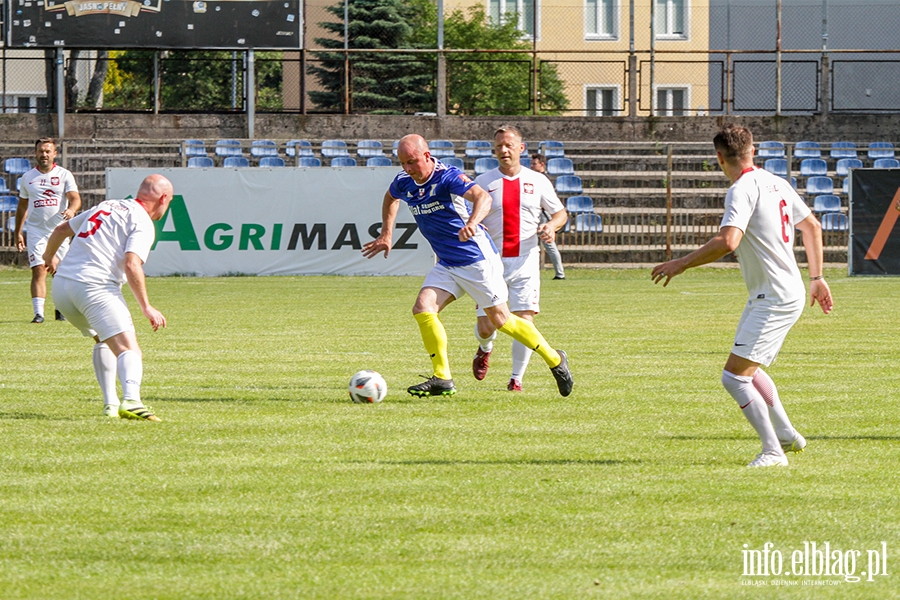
[271,223,283,250]
[153,195,200,250]
[205,223,233,250]
[239,224,265,250]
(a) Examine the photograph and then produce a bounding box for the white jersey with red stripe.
[19,165,79,232]
[475,166,564,258]
[56,199,156,287]
[720,166,811,303]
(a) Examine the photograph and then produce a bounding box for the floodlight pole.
[247,49,256,139]
[776,0,782,115]
[437,0,446,116]
[56,48,65,138]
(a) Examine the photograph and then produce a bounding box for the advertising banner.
[849,169,900,275]
[106,167,434,277]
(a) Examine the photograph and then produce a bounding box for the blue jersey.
[389,159,497,267]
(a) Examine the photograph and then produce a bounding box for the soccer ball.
[348,370,387,404]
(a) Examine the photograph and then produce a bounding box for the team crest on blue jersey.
[418,188,426,197]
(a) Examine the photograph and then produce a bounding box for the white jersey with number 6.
[56,199,156,286]
[720,167,811,303]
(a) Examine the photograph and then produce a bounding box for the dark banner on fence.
[850,169,900,275]
[7,0,301,49]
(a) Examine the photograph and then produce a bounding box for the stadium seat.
[842,177,849,194]
[830,141,857,159]
[215,139,243,158]
[0,195,18,212]
[441,157,465,170]
[4,158,31,175]
[356,140,384,157]
[813,195,841,214]
[392,140,400,156]
[330,157,357,167]
[867,142,895,160]
[0,178,9,193]
[546,157,575,176]
[874,158,900,169]
[187,156,214,168]
[757,141,785,158]
[790,176,798,190]
[565,195,593,213]
[764,158,787,177]
[835,158,863,177]
[297,157,322,168]
[520,156,531,168]
[806,176,834,195]
[799,158,827,176]
[428,140,455,158]
[574,213,603,232]
[321,140,350,158]
[182,139,207,158]
[285,140,314,157]
[366,156,393,167]
[539,140,565,157]
[259,157,285,167]
[556,175,583,194]
[794,141,821,159]
[250,140,279,158]
[223,156,250,168]
[465,140,493,158]
[820,212,848,231]
[474,157,499,175]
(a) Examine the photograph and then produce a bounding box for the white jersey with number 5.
[720,167,811,303]
[56,199,156,286]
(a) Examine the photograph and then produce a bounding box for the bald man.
[44,174,173,421]
[363,134,573,398]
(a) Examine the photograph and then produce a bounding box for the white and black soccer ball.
[348,370,387,404]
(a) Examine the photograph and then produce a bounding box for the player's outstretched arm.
[459,185,491,241]
[795,214,833,314]
[42,221,75,273]
[651,226,742,287]
[124,252,166,332]
[362,191,400,259]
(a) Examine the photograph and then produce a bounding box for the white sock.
[117,350,143,405]
[721,370,782,455]
[33,297,45,317]
[474,322,496,353]
[511,341,533,382]
[92,343,119,407]
[753,369,797,442]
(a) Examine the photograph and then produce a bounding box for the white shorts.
[422,253,509,310]
[731,296,804,366]
[52,276,136,341]
[27,227,69,268]
[476,250,540,316]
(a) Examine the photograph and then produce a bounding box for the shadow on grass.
[349,458,640,466]
[665,434,900,442]
[0,412,73,421]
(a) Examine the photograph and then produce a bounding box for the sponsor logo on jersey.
[34,190,59,208]
[524,183,534,194]
[458,173,472,183]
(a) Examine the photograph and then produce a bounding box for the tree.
[308,0,435,114]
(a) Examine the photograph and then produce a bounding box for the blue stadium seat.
[575,213,603,232]
[806,176,833,195]
[187,156,214,168]
[0,178,9,193]
[546,157,575,176]
[830,141,857,159]
[4,158,32,175]
[842,177,849,194]
[519,156,531,168]
[474,157,499,175]
[0,195,18,212]
[556,175,583,194]
[366,156,393,167]
[835,158,862,177]
[223,156,250,168]
[800,158,827,176]
[321,140,349,158]
[392,140,400,156]
[215,139,243,158]
[259,157,285,167]
[867,142,895,160]
[330,157,357,167]
[813,194,841,214]
[357,140,384,157]
[874,158,900,169]
[757,141,785,158]
[286,140,314,157]
[182,139,207,158]
[465,140,493,158]
[297,157,322,168]
[794,141,821,159]
[820,212,848,231]
[764,158,787,177]
[566,196,593,213]
[790,176,798,190]
[539,140,565,157]
[441,157,465,170]
[428,140,455,158]
[250,140,279,158]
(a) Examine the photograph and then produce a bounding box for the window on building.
[656,88,687,116]
[655,0,686,38]
[586,0,617,39]
[18,97,33,114]
[489,0,537,38]
[586,87,618,116]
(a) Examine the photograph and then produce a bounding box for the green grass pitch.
[0,266,897,599]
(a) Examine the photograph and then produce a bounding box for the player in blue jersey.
[362,134,574,397]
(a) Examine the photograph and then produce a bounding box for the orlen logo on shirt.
[33,191,59,208]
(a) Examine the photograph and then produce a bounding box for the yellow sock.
[498,314,561,368]
[414,312,452,380]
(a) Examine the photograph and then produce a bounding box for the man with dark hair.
[652,124,833,468]
[529,152,566,280]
